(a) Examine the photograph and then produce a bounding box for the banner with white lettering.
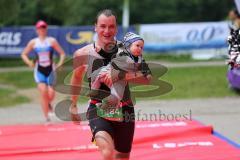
[139,21,229,52]
[0,28,33,56]
[0,26,135,57]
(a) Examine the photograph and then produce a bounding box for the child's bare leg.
[101,80,127,109]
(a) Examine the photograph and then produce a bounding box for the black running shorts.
[87,103,135,153]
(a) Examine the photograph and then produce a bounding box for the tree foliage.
[0,0,235,26]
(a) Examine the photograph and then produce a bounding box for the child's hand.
[99,69,113,87]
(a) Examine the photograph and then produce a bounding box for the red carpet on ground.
[0,120,239,160]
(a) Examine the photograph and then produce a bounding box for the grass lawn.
[160,66,237,99]
[0,57,71,68]
[0,88,29,107]
[0,71,35,107]
[143,53,224,62]
[143,53,192,62]
[0,71,35,89]
[0,54,224,68]
[0,66,238,107]
[131,66,238,100]
[0,58,26,67]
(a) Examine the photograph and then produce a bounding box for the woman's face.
[130,40,144,57]
[36,27,47,37]
[95,14,117,46]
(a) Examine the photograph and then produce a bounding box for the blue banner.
[1,22,229,56]
[0,26,135,57]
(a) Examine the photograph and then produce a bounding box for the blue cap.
[123,32,143,48]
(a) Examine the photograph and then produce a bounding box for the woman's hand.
[28,60,35,68]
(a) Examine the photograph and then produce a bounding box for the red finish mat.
[0,120,239,160]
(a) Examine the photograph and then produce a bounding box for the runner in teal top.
[21,20,66,122]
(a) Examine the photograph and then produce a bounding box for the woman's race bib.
[39,52,51,67]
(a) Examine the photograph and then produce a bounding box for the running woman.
[21,20,66,122]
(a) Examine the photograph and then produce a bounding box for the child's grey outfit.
[90,50,151,107]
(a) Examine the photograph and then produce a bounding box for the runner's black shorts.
[87,103,135,153]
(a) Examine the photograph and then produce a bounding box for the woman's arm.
[21,40,35,68]
[51,38,66,67]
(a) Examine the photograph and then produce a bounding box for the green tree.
[0,0,237,26]
[0,0,20,26]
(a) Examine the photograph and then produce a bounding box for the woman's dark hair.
[95,9,117,24]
